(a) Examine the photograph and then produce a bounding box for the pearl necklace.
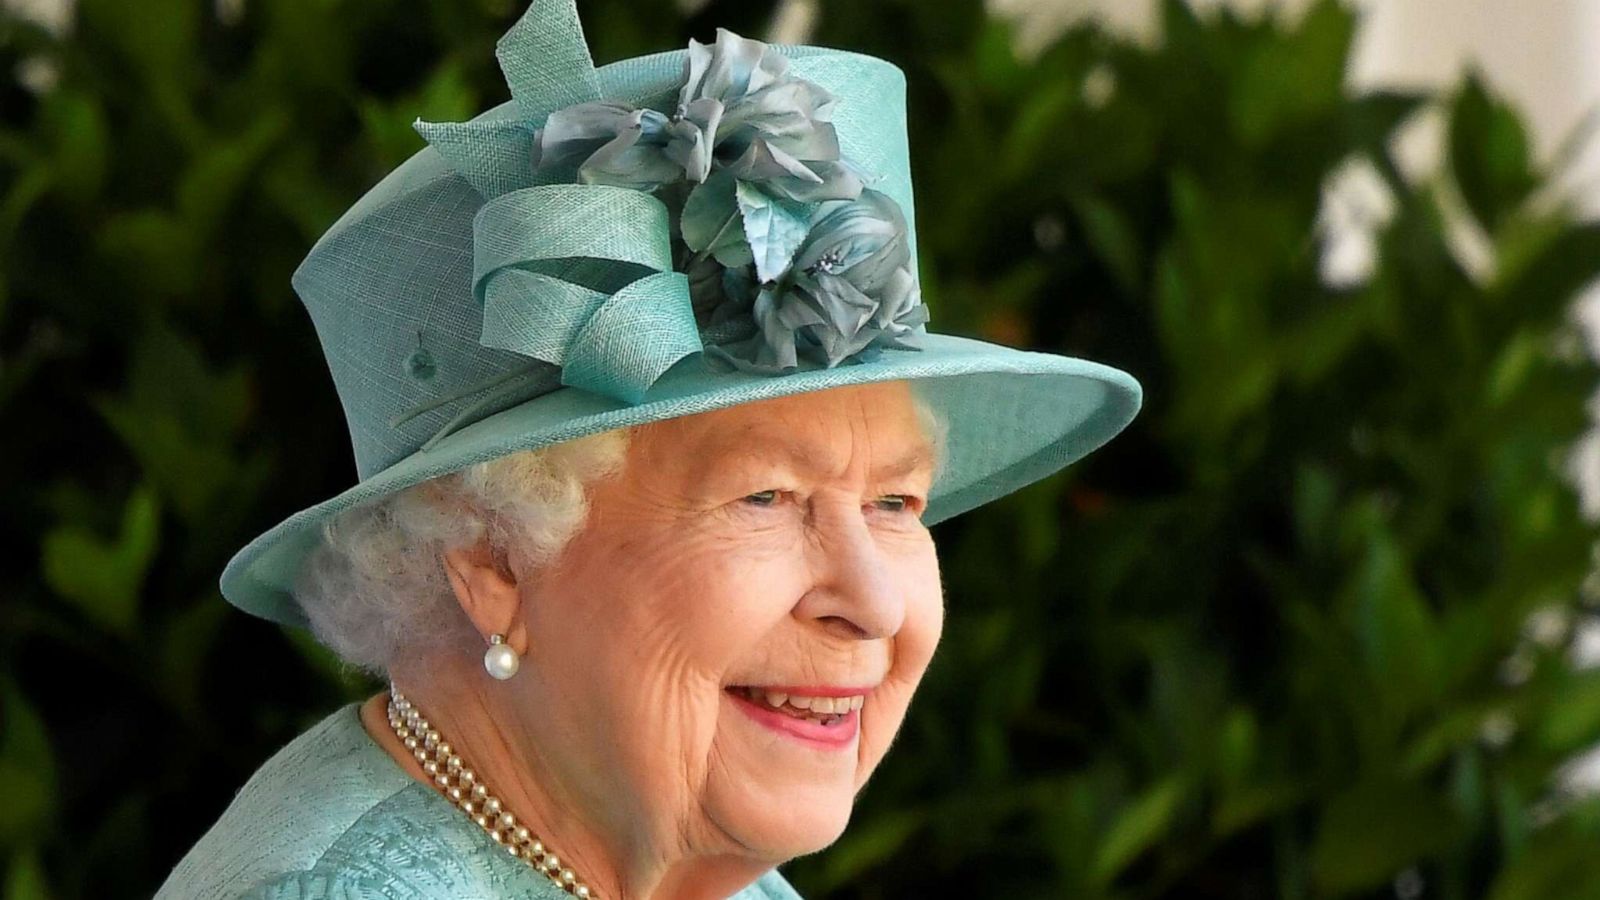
[386,685,597,899]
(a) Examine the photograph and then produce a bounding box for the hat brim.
[220,332,1142,629]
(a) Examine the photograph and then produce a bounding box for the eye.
[743,489,782,507]
[872,494,919,514]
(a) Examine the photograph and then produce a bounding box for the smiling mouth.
[724,685,864,726]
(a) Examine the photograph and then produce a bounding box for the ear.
[441,539,530,657]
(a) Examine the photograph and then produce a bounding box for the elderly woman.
[155,3,1140,899]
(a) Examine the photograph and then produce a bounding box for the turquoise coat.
[154,702,803,899]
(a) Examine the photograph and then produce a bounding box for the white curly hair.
[293,389,948,676]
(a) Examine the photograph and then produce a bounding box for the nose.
[793,498,907,641]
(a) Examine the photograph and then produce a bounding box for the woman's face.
[520,379,944,865]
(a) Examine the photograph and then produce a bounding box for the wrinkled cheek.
[706,705,766,783]
[857,589,942,782]
[853,689,908,790]
[589,676,726,826]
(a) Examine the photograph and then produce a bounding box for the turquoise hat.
[220,0,1144,630]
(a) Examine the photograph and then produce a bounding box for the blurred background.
[6,0,1600,897]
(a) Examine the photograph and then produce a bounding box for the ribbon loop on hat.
[472,183,702,404]
[415,0,603,199]
[496,0,602,120]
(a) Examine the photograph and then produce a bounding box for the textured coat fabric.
[154,702,804,900]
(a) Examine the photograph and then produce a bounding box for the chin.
[725,795,855,861]
[703,770,857,861]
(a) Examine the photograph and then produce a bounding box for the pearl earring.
[483,633,520,680]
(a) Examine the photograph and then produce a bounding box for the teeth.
[737,687,866,717]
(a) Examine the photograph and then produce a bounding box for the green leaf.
[1536,671,1600,754]
[1158,0,1206,54]
[1448,72,1537,234]
[159,596,229,718]
[1212,782,1305,838]
[1070,193,1143,293]
[1399,705,1502,774]
[1286,310,1373,391]
[0,166,52,253]
[81,0,198,79]
[2,846,52,900]
[40,90,109,205]
[1344,91,1427,157]
[95,210,200,301]
[1343,511,1441,712]
[93,405,241,523]
[734,180,811,284]
[1488,827,1600,900]
[360,61,479,171]
[1091,776,1188,885]
[1291,461,1338,557]
[39,484,160,636]
[1485,328,1547,408]
[176,108,290,233]
[972,15,1030,95]
[91,322,258,522]
[0,683,56,846]
[816,810,924,890]
[1311,779,1464,893]
[1001,76,1077,182]
[1490,220,1600,323]
[1215,706,1259,786]
[261,143,358,243]
[1228,0,1354,147]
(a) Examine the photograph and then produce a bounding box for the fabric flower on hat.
[530,101,684,190]
[674,28,859,201]
[532,27,860,203]
[510,25,928,377]
[716,188,928,371]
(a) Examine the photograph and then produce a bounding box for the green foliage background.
[6,0,1600,896]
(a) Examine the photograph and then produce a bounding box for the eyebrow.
[708,431,937,483]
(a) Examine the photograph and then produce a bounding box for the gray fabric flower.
[530,28,861,202]
[713,189,928,371]
[520,27,926,375]
[531,101,684,190]
[676,28,859,201]
[686,253,758,327]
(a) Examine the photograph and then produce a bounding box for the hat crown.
[290,0,917,480]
